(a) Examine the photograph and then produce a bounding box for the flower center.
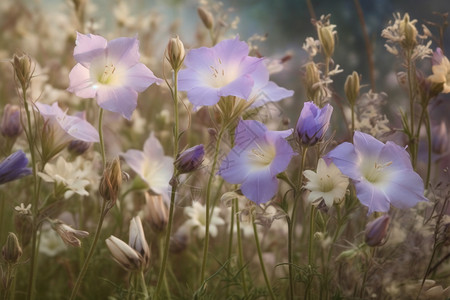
[247,142,276,169]
[319,175,334,192]
[206,58,238,88]
[97,64,118,85]
[362,160,392,184]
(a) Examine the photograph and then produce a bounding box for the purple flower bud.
[1,104,23,139]
[174,144,205,174]
[67,140,92,156]
[432,121,449,154]
[296,102,333,146]
[365,214,390,247]
[0,150,32,185]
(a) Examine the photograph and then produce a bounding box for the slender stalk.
[305,0,316,20]
[226,201,235,298]
[406,50,417,168]
[155,69,180,299]
[98,108,106,168]
[139,271,149,299]
[69,200,107,299]
[253,218,275,300]
[234,198,248,296]
[424,110,432,189]
[308,205,316,266]
[200,127,226,284]
[351,104,355,137]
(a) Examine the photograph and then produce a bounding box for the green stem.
[155,69,180,299]
[139,271,149,300]
[200,127,226,284]
[308,205,316,266]
[98,108,106,168]
[406,50,417,168]
[69,197,108,299]
[253,218,275,300]
[351,104,355,137]
[226,201,235,299]
[234,198,248,296]
[424,110,432,189]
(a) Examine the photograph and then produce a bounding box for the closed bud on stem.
[99,157,122,208]
[106,236,142,272]
[145,191,168,233]
[2,232,22,264]
[318,25,335,58]
[51,220,89,247]
[11,54,33,89]
[129,216,151,270]
[400,14,418,49]
[305,62,321,102]
[174,144,205,174]
[166,36,185,71]
[344,71,360,106]
[197,7,214,30]
[1,104,23,139]
[365,214,390,247]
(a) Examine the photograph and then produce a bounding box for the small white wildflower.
[303,37,321,58]
[14,203,32,215]
[179,201,225,239]
[303,158,349,207]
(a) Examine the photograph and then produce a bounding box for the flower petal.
[213,36,250,66]
[354,180,391,214]
[106,36,140,67]
[67,63,96,98]
[384,169,427,209]
[218,74,254,100]
[353,131,384,160]
[326,142,361,180]
[74,32,107,67]
[234,120,267,149]
[241,168,278,204]
[251,81,294,107]
[121,149,147,179]
[185,85,220,108]
[96,86,138,120]
[143,132,165,158]
[125,63,162,92]
[218,147,250,184]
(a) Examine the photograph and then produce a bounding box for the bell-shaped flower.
[67,32,162,119]
[296,101,333,146]
[326,131,427,214]
[178,36,263,108]
[121,133,173,202]
[218,120,296,204]
[0,150,31,185]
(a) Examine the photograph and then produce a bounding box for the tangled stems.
[69,108,108,300]
[155,69,180,299]
[253,216,275,300]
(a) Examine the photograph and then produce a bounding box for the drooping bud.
[11,54,33,88]
[365,214,390,247]
[432,121,449,154]
[51,220,89,247]
[166,36,186,71]
[106,236,142,272]
[129,216,151,270]
[197,7,214,30]
[174,144,205,174]
[400,14,418,49]
[296,101,333,146]
[99,157,122,208]
[1,104,23,139]
[144,191,168,233]
[344,71,360,106]
[2,233,22,264]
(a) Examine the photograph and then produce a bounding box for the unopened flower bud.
[318,25,335,58]
[365,214,390,247]
[344,71,360,106]
[99,157,122,207]
[197,7,214,30]
[129,216,150,270]
[1,104,23,139]
[432,121,449,154]
[2,233,22,264]
[166,36,186,71]
[67,140,91,156]
[305,62,321,102]
[106,236,142,272]
[51,220,89,247]
[145,191,168,233]
[296,101,333,146]
[400,14,418,49]
[174,144,204,174]
[11,54,33,88]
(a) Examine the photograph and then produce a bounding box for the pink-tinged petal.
[106,37,140,67]
[121,149,147,178]
[234,120,267,149]
[181,47,215,73]
[143,132,165,159]
[218,148,250,184]
[213,36,249,66]
[185,86,220,108]
[326,142,361,180]
[218,74,254,100]
[74,32,107,67]
[353,131,384,160]
[62,115,99,142]
[96,86,138,120]
[34,102,59,117]
[251,63,270,89]
[384,169,427,209]
[241,168,278,204]
[380,141,413,170]
[125,63,162,92]
[147,156,173,198]
[354,180,390,214]
[67,64,96,98]
[251,81,294,107]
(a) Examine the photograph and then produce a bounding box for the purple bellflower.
[296,101,333,146]
[178,36,263,108]
[0,150,32,185]
[218,120,296,204]
[326,131,427,214]
[67,32,162,120]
